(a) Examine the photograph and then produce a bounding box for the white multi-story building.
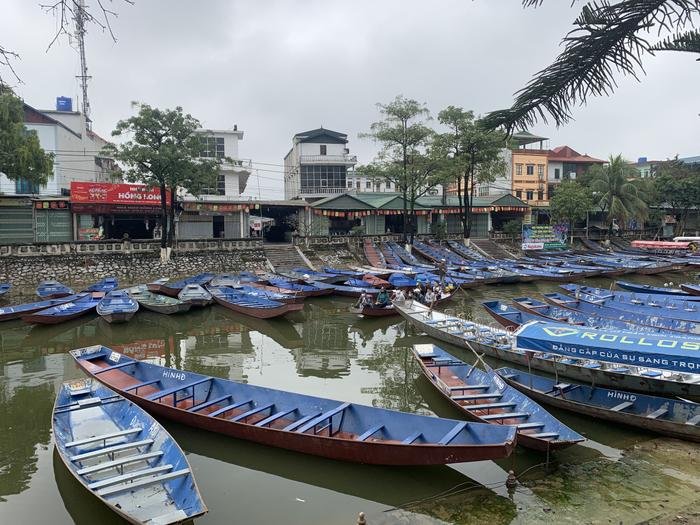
[283,128,357,200]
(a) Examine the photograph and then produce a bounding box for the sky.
[2,0,699,199]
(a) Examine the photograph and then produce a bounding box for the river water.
[1,273,699,525]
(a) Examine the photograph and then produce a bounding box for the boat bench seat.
[71,439,154,462]
[77,451,164,475]
[296,403,351,434]
[188,395,232,413]
[449,384,489,391]
[528,432,559,439]
[686,414,700,426]
[231,403,274,422]
[465,402,517,411]
[438,421,467,445]
[646,407,668,420]
[87,464,173,490]
[452,393,502,401]
[94,361,136,375]
[517,422,544,430]
[402,431,423,444]
[96,468,191,497]
[611,401,634,412]
[147,378,211,401]
[66,427,142,448]
[54,396,123,414]
[255,408,298,427]
[123,379,161,393]
[209,399,253,417]
[481,412,529,421]
[425,361,468,368]
[282,412,321,432]
[356,424,385,442]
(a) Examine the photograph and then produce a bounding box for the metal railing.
[299,154,357,164]
[298,186,348,195]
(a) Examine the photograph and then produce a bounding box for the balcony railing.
[300,154,357,165]
[299,186,348,195]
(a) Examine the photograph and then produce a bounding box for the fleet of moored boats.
[2,240,699,523]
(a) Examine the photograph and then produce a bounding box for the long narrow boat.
[149,273,217,298]
[356,292,454,318]
[210,287,298,319]
[126,286,192,315]
[559,285,700,323]
[83,277,119,294]
[0,294,83,322]
[483,300,551,330]
[562,283,700,305]
[71,346,518,465]
[509,297,677,335]
[413,344,584,451]
[615,280,692,296]
[681,283,700,296]
[309,281,380,298]
[543,292,700,335]
[498,367,700,442]
[177,284,213,307]
[37,280,74,299]
[393,300,700,400]
[97,291,140,324]
[213,284,304,304]
[23,293,103,325]
[263,277,333,297]
[0,283,11,297]
[53,377,207,523]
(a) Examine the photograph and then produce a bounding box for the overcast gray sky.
[3,0,698,198]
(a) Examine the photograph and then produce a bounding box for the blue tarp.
[515,321,700,373]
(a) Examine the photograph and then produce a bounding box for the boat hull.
[23,308,95,325]
[681,284,700,296]
[212,296,293,319]
[100,311,136,324]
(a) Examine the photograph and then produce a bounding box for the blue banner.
[515,321,700,373]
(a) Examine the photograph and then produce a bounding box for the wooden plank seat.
[96,468,191,497]
[188,395,232,413]
[71,439,154,462]
[356,424,384,442]
[438,421,467,445]
[209,399,253,417]
[402,431,423,444]
[123,380,161,393]
[611,401,634,412]
[87,464,173,490]
[282,412,322,432]
[94,361,137,375]
[296,403,351,434]
[425,361,470,368]
[465,402,517,411]
[54,397,123,415]
[517,422,545,430]
[77,451,164,476]
[231,403,274,422]
[452,393,503,401]
[147,378,211,402]
[449,384,489,391]
[481,412,529,421]
[66,427,142,448]
[686,414,700,426]
[255,409,298,427]
[529,432,559,439]
[646,407,668,419]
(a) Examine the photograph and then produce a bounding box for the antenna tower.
[74,0,91,130]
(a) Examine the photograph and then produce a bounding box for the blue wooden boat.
[126,286,192,315]
[543,292,700,335]
[83,277,119,294]
[321,267,365,279]
[177,284,213,307]
[53,378,207,523]
[497,367,700,442]
[263,277,333,297]
[0,283,11,297]
[509,297,676,335]
[560,285,700,323]
[209,286,296,319]
[681,283,700,296]
[70,345,517,465]
[413,344,584,451]
[23,293,103,324]
[388,273,418,289]
[344,278,375,288]
[97,290,139,324]
[290,268,347,283]
[214,284,304,305]
[37,279,74,299]
[563,283,700,304]
[150,273,216,297]
[0,294,83,322]
[615,280,692,296]
[310,281,380,298]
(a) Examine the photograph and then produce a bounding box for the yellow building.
[510,131,549,208]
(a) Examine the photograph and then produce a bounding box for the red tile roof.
[547,145,604,163]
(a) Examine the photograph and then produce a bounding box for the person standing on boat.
[424,288,437,309]
[391,288,406,304]
[376,287,390,308]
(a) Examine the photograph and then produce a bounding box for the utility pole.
[74,0,91,130]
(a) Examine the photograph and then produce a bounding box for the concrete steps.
[263,244,313,272]
[471,239,517,260]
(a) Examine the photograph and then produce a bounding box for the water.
[1,273,699,524]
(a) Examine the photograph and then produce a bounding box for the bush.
[350,225,365,236]
[431,221,448,240]
[502,220,522,237]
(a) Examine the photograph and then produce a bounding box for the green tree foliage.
[0,86,53,189]
[654,160,700,235]
[106,103,220,252]
[359,95,442,244]
[549,181,594,235]
[434,107,508,239]
[588,154,648,229]
[483,1,700,131]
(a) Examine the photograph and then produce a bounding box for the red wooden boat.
[363,241,385,268]
[362,274,391,287]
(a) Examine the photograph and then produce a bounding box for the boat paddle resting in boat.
[126,286,192,315]
[37,280,74,299]
[23,293,104,325]
[53,377,207,524]
[0,294,83,322]
[177,284,213,307]
[97,291,140,324]
[412,344,584,452]
[497,367,700,442]
[0,283,11,297]
[71,346,517,465]
[209,287,299,319]
[83,277,119,294]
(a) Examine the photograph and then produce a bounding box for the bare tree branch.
[0,45,21,86]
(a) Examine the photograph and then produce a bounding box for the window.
[516,190,522,199]
[320,145,327,155]
[366,181,372,189]
[478,185,489,197]
[200,136,225,158]
[299,164,347,192]
[554,168,560,180]
[537,164,544,177]
[375,182,381,191]
[526,164,534,175]
[202,174,226,195]
[347,180,353,188]
[15,178,40,194]
[538,190,544,201]
[356,181,361,189]
[387,182,392,190]
[526,190,534,200]
[515,164,523,176]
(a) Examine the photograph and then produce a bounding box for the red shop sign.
[70,181,171,206]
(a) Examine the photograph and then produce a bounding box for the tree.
[588,154,648,230]
[549,181,594,238]
[106,103,220,258]
[482,1,700,132]
[359,95,442,244]
[0,85,53,188]
[654,159,700,235]
[434,107,508,240]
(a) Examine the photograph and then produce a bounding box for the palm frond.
[651,29,700,57]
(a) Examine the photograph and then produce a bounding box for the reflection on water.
[0,272,698,524]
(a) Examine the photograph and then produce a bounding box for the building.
[629,157,662,178]
[446,148,513,198]
[345,173,397,193]
[546,146,605,198]
[283,128,357,201]
[510,131,550,207]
